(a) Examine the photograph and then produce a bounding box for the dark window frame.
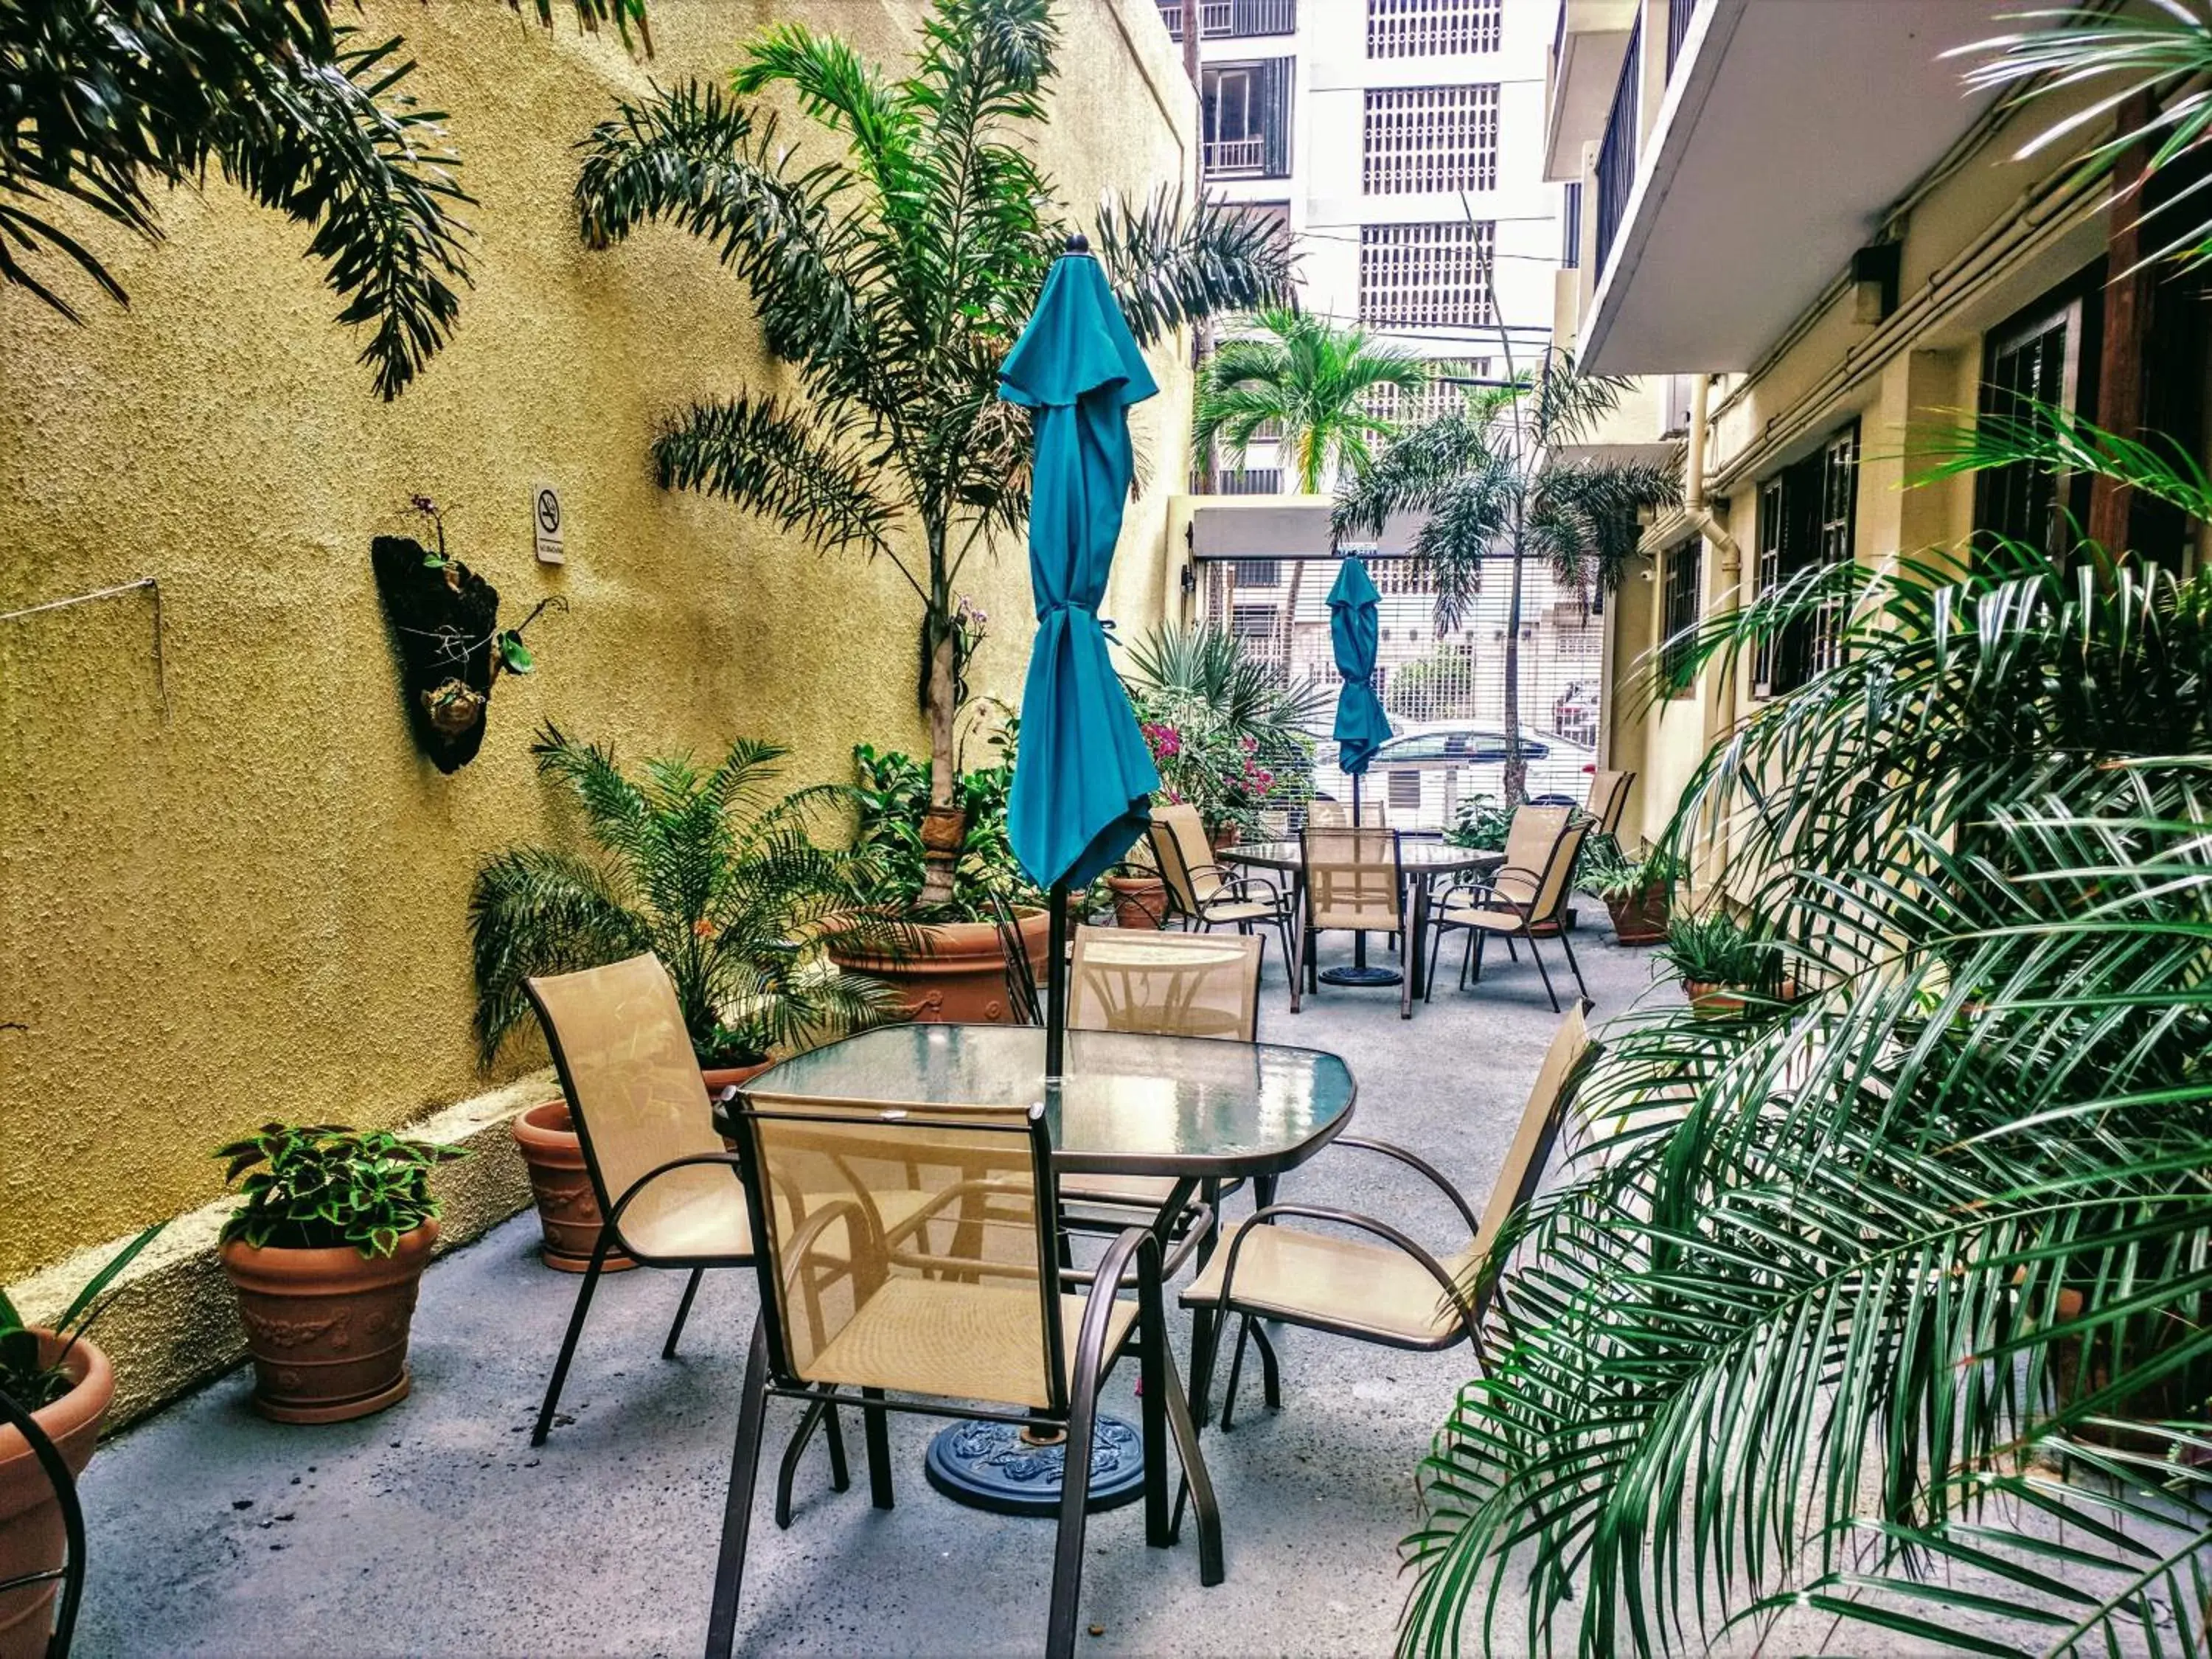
[1753,422,1861,698]
[1660,536,1700,695]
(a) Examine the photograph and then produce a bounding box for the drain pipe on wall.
[1682,372,1742,894]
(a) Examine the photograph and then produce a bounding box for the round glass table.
[1223,839,1503,995]
[727,1022,1357,1516]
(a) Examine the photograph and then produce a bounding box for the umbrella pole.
[1352,771,1368,970]
[1045,878,1070,1079]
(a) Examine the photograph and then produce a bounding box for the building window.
[1358,221,1495,329]
[1158,0,1298,41]
[1203,60,1293,179]
[1368,554,1440,595]
[1232,558,1283,587]
[1660,538,1700,692]
[1229,603,1279,641]
[1973,291,2093,562]
[1753,423,1861,696]
[1214,466,1284,495]
[1366,0,1503,58]
[1363,357,1492,425]
[1362,85,1499,195]
[1561,180,1583,269]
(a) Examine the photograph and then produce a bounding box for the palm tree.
[1399,418,2212,1658]
[1193,308,1430,494]
[469,723,900,1071]
[571,0,1293,908]
[1,0,643,400]
[1333,348,1679,802]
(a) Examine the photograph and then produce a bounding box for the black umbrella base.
[923,1413,1147,1515]
[1318,964,1403,987]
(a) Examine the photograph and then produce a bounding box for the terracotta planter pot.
[1208,824,1240,854]
[1604,885,1671,945]
[220,1223,437,1425]
[511,1102,639,1275]
[1105,874,1168,931]
[699,1058,774,1099]
[1683,980,1745,1020]
[835,909,1049,1024]
[0,1333,112,1659]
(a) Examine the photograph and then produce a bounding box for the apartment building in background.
[1162,0,1562,492]
[1546,0,2211,855]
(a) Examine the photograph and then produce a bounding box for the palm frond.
[652,394,897,560]
[1093,186,1296,347]
[468,846,650,1062]
[1910,400,2212,525]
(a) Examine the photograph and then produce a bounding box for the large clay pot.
[1604,885,1671,945]
[220,1223,436,1425]
[835,909,1050,1024]
[1106,874,1168,930]
[0,1333,112,1659]
[512,1102,637,1275]
[1683,980,1745,1020]
[698,1058,775,1099]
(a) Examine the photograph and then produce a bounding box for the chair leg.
[1251,1321,1282,1411]
[773,1391,844,1530]
[1139,1270,1170,1548]
[1158,1341,1225,1587]
[1526,930,1562,1013]
[822,1404,850,1492]
[1187,1307,1220,1426]
[1470,931,1486,987]
[1504,935,1520,962]
[705,1320,772,1659]
[532,1235,609,1447]
[861,1386,894,1510]
[664,1267,706,1360]
[1424,922,1444,1003]
[1220,1315,1252,1432]
[1276,915,1298,990]
[1046,1340,1105,1659]
[1558,925,1590,1006]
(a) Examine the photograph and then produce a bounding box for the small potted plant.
[0,1226,161,1657]
[1445,793,1515,853]
[215,1126,465,1423]
[1657,913,1790,1018]
[1586,844,1688,945]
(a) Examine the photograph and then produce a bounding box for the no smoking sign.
[532,482,566,565]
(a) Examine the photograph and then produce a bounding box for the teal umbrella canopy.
[1327,556,1391,776]
[1000,243,1161,892]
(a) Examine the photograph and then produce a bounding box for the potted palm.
[573,0,1290,911]
[215,1127,463,1422]
[471,724,900,1265]
[1656,913,1788,1018]
[1582,843,1687,945]
[0,1227,160,1659]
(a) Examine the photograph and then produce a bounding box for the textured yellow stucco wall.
[0,0,1194,1282]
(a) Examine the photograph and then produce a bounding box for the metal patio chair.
[1294,826,1411,1018]
[1585,768,1635,841]
[1148,802,1295,986]
[1180,1004,1593,1430]
[1426,805,1593,1012]
[707,1093,1222,1659]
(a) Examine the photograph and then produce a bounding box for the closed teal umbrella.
[1323,555,1399,987]
[1000,235,1161,1072]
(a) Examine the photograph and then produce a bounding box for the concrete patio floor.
[75,918,1669,1658]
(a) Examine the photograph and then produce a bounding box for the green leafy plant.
[0,1225,164,1409]
[1575,841,1687,902]
[217,1127,464,1258]
[571,0,1292,906]
[849,720,1041,925]
[1654,911,1784,994]
[1121,623,1322,836]
[1335,349,1680,804]
[1400,417,2212,1656]
[1194,307,1430,493]
[1,0,646,399]
[470,723,902,1070]
[1444,793,1513,852]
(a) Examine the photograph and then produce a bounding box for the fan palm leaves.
[1333,348,1679,800]
[1399,419,2212,1658]
[571,0,1293,905]
[1192,308,1430,493]
[470,723,902,1070]
[1,0,644,398]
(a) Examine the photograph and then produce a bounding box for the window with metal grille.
[1368,554,1441,596]
[1158,0,1297,41]
[1562,180,1583,268]
[1973,293,2090,562]
[1660,538,1700,692]
[1203,60,1293,178]
[1362,85,1498,195]
[1232,558,1283,587]
[1358,222,1495,329]
[1363,357,1492,425]
[1214,466,1283,495]
[1230,603,1279,640]
[1366,0,1503,58]
[1753,423,1860,696]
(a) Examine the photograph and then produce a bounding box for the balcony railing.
[1158,0,1296,41]
[1666,0,1701,80]
[1593,15,1641,277]
[1203,136,1267,176]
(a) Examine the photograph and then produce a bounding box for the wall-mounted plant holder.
[371,501,565,773]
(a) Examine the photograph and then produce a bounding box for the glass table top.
[1225,838,1503,873]
[740,1023,1356,1177]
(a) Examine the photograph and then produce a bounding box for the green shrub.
[217,1126,465,1259]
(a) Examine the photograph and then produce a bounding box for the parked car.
[1304,723,1601,833]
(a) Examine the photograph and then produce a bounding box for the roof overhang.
[1544,1,1638,182]
[1187,498,1427,559]
[1581,0,2008,375]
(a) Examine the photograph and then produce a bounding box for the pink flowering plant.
[1122,624,1324,840]
[1135,703,1297,839]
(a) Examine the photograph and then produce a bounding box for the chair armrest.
[1436,870,1540,911]
[1329,1136,1484,1237]
[1061,1206,1213,1288]
[604,1150,750,1239]
[1068,1227,1156,1385]
[1212,873,1284,910]
[1211,1203,1478,1349]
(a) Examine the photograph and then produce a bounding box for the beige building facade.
[1545,0,2208,856]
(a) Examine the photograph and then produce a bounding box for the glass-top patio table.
[1222,838,1503,998]
[722,1021,1356,1520]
